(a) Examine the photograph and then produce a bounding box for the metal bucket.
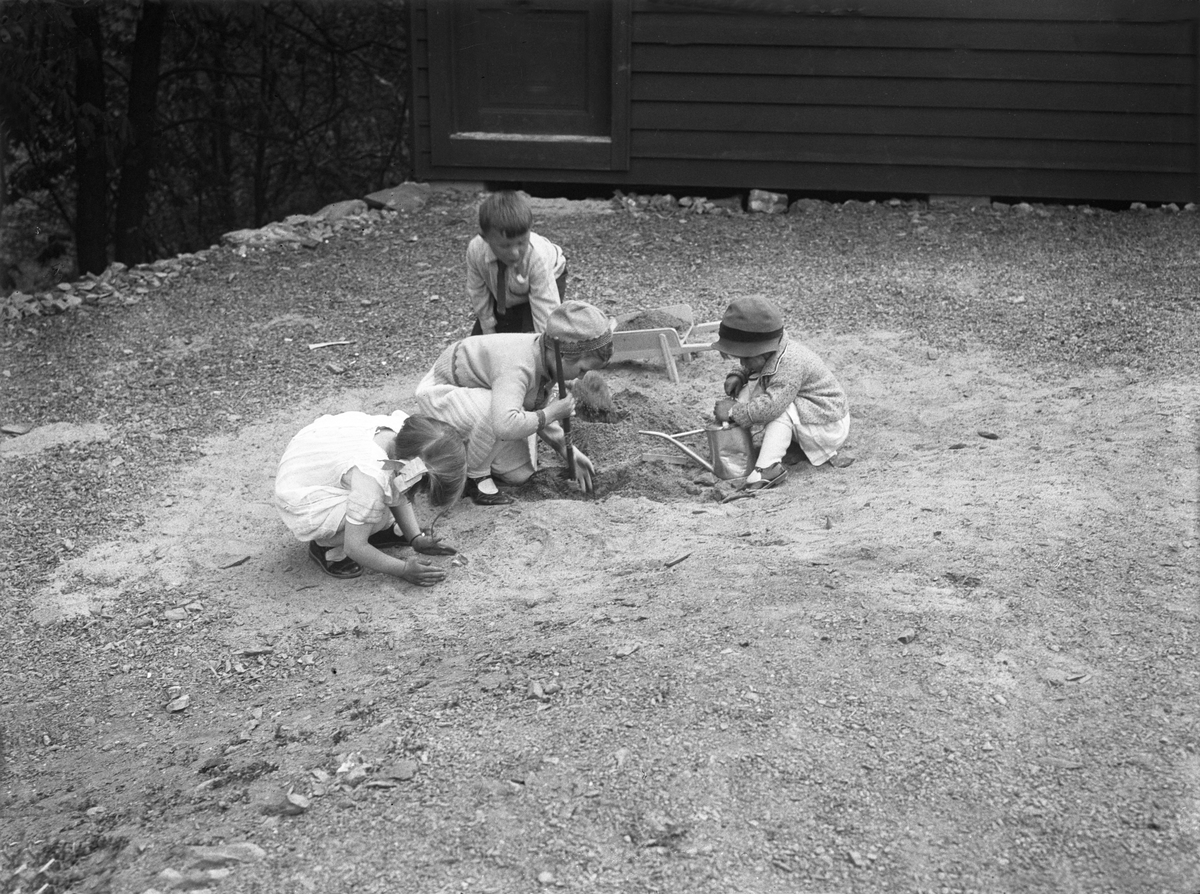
[705,424,755,480]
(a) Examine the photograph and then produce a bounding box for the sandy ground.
[32,332,1195,636]
[14,328,1195,892]
[3,193,1198,894]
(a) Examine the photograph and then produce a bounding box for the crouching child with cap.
[415,300,615,505]
[712,295,850,490]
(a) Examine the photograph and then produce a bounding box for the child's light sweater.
[727,333,848,427]
[426,333,556,440]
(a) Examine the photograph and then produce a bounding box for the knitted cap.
[545,301,614,354]
[713,295,785,357]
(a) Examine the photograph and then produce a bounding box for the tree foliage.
[0,0,409,291]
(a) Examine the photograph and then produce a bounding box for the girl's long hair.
[393,415,466,508]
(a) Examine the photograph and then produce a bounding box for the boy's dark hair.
[394,415,466,508]
[478,191,533,238]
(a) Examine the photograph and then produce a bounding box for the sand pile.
[520,379,719,502]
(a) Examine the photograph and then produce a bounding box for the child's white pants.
[415,380,536,479]
[739,388,850,467]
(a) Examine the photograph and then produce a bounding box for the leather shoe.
[465,477,514,506]
[742,462,789,491]
[308,540,363,578]
[369,527,458,555]
[367,526,411,548]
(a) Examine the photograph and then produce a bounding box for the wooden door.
[428,0,630,171]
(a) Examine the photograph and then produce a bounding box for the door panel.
[428,0,630,170]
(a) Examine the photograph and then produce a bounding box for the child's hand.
[571,449,597,494]
[402,557,447,587]
[724,373,745,397]
[713,397,738,424]
[413,531,456,556]
[546,394,576,423]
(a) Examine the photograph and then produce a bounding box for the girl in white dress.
[274,411,465,582]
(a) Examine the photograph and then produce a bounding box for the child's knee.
[762,415,794,440]
[496,464,534,485]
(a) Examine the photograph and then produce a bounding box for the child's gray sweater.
[727,333,848,427]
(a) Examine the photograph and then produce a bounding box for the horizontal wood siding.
[635,74,1190,113]
[627,2,1197,201]
[635,0,1196,20]
[635,45,1193,85]
[632,102,1196,143]
[412,0,1200,203]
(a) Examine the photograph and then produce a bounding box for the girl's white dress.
[274,411,427,544]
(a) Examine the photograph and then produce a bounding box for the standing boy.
[466,190,567,335]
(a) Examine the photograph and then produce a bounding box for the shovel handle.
[552,339,577,481]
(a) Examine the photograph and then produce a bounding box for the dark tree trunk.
[72,4,107,276]
[0,117,6,212]
[1,118,10,293]
[114,1,166,266]
[208,15,237,231]
[253,20,271,227]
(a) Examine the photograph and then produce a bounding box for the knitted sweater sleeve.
[486,347,543,440]
[730,343,848,427]
[730,374,799,426]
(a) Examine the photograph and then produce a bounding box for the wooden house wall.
[411,0,1200,203]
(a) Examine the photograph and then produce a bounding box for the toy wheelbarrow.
[639,424,755,480]
[611,304,720,383]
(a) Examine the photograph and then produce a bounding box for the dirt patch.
[523,367,724,502]
[0,421,112,458]
[615,308,693,336]
[9,331,1196,894]
[2,195,1198,894]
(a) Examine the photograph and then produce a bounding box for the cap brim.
[713,336,781,357]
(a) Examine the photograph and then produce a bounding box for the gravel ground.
[1,190,1198,894]
[3,195,1197,582]
[5,197,1199,577]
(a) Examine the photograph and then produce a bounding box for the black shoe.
[368,526,457,556]
[465,476,514,506]
[367,526,411,549]
[308,540,363,578]
[742,462,789,491]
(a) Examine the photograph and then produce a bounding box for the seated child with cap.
[416,300,614,505]
[712,295,850,490]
